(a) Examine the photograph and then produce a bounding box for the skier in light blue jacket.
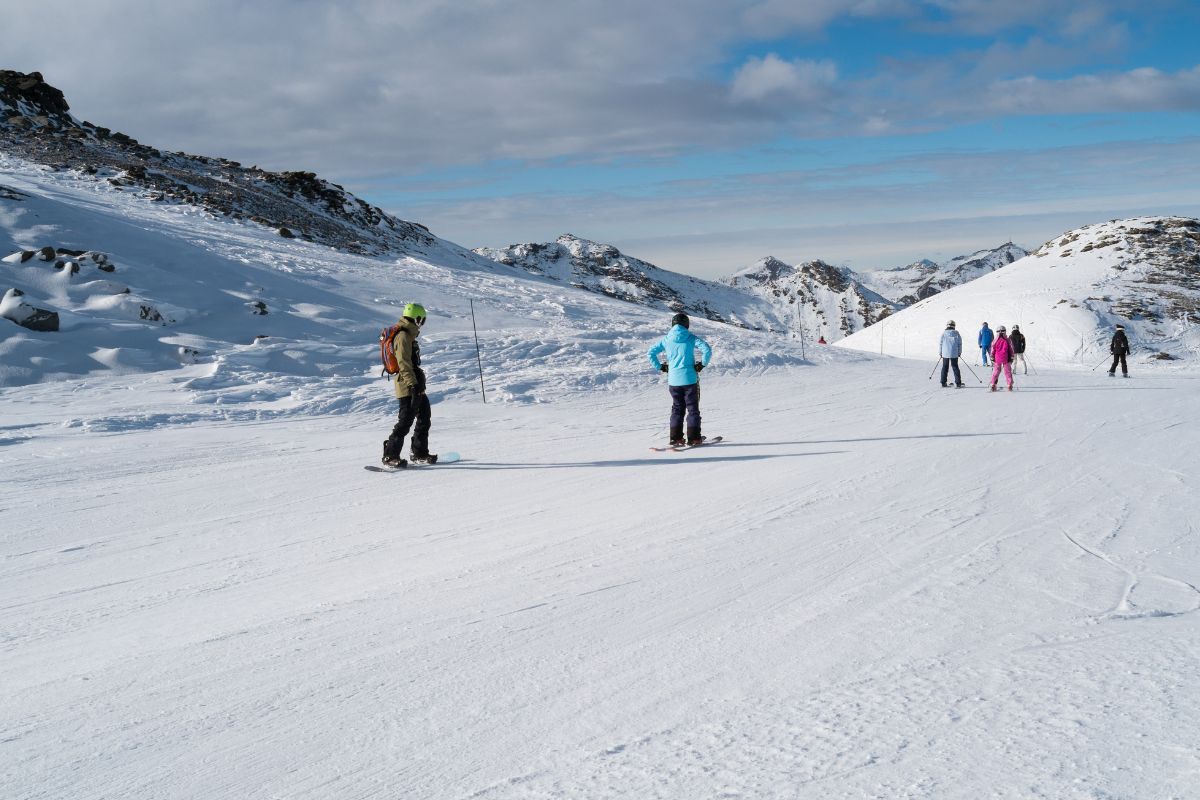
[939,320,963,387]
[648,312,713,446]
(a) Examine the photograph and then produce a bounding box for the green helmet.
[402,303,427,324]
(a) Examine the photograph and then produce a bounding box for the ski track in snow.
[3,359,1200,800]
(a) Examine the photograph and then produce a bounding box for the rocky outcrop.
[1,70,435,257]
[1,288,59,331]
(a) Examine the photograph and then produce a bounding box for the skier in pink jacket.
[990,325,1014,391]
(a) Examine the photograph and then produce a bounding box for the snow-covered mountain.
[860,243,1029,306]
[474,234,781,332]
[838,217,1200,366]
[476,236,901,342]
[722,256,896,341]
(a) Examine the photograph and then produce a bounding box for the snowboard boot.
[410,452,439,465]
[686,430,705,446]
[669,426,684,448]
[382,440,407,468]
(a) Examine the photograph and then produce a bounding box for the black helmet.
[671,312,690,329]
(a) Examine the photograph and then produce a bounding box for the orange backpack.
[379,323,403,376]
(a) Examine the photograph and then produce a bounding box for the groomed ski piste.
[3,157,1200,799]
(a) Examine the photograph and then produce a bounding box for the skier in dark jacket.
[1108,324,1130,377]
[1009,325,1028,375]
[648,312,712,446]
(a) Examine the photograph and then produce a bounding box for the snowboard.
[649,436,723,452]
[365,452,461,472]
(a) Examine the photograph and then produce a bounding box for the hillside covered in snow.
[838,216,1200,367]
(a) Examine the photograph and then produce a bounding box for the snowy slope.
[723,255,896,342]
[837,217,1200,367]
[4,356,1199,799]
[475,233,784,332]
[860,243,1029,306]
[0,151,821,397]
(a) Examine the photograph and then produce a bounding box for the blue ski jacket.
[939,329,962,358]
[648,324,712,386]
[978,324,994,349]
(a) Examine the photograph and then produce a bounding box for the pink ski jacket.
[991,335,1013,364]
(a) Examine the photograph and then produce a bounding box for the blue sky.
[7,0,1200,277]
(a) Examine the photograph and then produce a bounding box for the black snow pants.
[669,383,701,441]
[386,393,431,458]
[940,358,962,386]
[1108,353,1128,375]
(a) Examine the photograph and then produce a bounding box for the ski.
[649,436,723,452]
[365,451,461,472]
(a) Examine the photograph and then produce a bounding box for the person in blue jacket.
[939,320,963,387]
[648,312,713,446]
[978,322,994,366]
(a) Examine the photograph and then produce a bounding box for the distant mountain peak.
[860,242,1029,306]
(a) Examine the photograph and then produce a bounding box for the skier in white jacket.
[939,320,963,387]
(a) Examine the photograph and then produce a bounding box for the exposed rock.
[1,288,60,331]
[1,70,436,257]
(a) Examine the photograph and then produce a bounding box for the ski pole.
[470,299,487,403]
[959,359,984,383]
[1026,355,1038,376]
[1090,355,1110,371]
[927,358,942,380]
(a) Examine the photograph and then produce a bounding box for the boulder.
[0,288,60,332]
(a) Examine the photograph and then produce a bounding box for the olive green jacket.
[390,318,421,398]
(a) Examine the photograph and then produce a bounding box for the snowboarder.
[989,325,1014,391]
[648,312,712,446]
[1009,324,1028,375]
[382,303,437,467]
[939,320,963,387]
[1108,324,1130,377]
[978,322,994,366]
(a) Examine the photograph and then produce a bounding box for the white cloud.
[730,55,838,104]
[988,66,1200,114]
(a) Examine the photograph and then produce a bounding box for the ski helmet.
[671,312,690,329]
[1115,323,1125,330]
[402,303,427,325]
[946,320,956,329]
[997,325,1006,333]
